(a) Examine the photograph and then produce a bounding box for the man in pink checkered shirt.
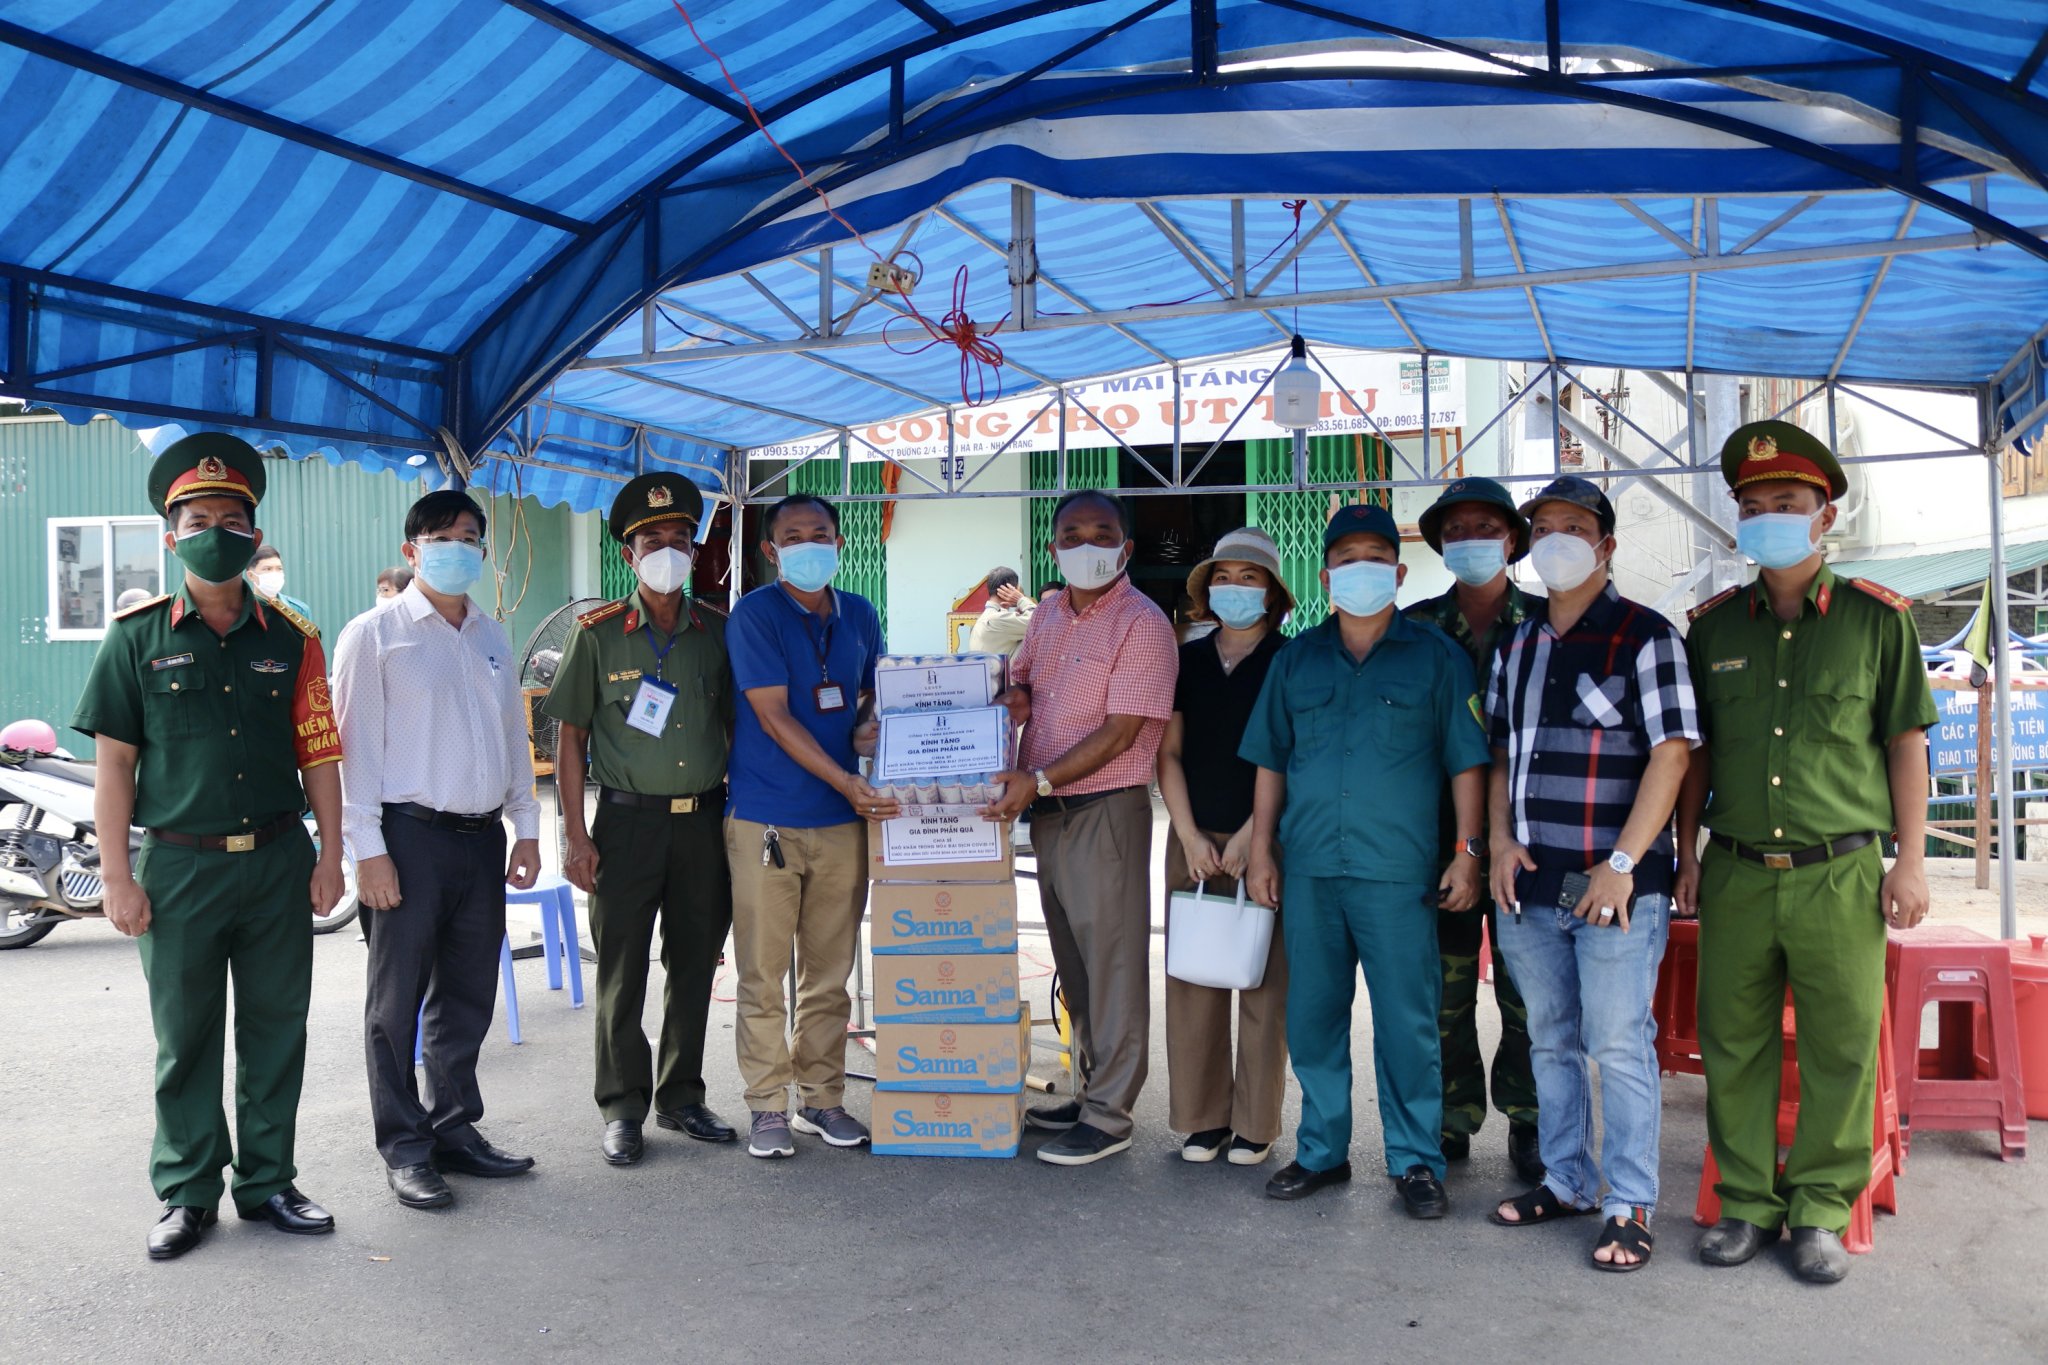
[986,491,1178,1166]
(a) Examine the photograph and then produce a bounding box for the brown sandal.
[1487,1185,1597,1227]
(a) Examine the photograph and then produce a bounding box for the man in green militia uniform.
[1676,421,1935,1285]
[545,472,737,1166]
[1404,477,1544,1185]
[72,432,347,1261]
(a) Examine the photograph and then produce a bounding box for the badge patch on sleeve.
[1709,657,1748,674]
[250,658,290,674]
[149,653,194,671]
[1467,694,1485,728]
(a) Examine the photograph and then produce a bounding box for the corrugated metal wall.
[0,417,589,755]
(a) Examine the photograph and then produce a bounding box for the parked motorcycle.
[0,730,357,949]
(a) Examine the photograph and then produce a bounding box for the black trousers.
[362,813,507,1168]
[588,801,731,1122]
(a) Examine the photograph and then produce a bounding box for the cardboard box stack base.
[867,655,1024,1158]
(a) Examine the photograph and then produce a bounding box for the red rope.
[883,265,1010,407]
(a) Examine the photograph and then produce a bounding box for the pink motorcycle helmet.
[0,719,58,754]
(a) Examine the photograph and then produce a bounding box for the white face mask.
[634,545,693,595]
[1055,542,1129,590]
[252,569,285,598]
[1529,533,1601,592]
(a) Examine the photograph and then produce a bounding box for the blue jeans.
[1495,893,1670,1221]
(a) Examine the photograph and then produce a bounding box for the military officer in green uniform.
[544,472,738,1166]
[1406,476,1546,1185]
[1676,421,1936,1285]
[72,432,347,1261]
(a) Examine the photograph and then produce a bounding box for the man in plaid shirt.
[1482,477,1700,1274]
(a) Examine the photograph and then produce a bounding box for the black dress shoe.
[1507,1121,1546,1185]
[603,1120,645,1166]
[1698,1217,1781,1267]
[1394,1165,1450,1219]
[655,1103,737,1143]
[1789,1226,1851,1284]
[236,1186,334,1235]
[434,1137,535,1178]
[1265,1159,1353,1201]
[388,1162,454,1209]
[146,1205,216,1261]
[1440,1133,1471,1162]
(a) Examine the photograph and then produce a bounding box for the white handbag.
[1166,879,1277,991]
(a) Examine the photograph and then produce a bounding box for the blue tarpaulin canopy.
[9,1,2048,507]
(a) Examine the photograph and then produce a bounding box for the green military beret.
[1719,420,1847,500]
[609,472,705,542]
[147,432,266,518]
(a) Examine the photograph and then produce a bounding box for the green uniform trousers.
[134,825,315,1209]
[1284,873,1444,1178]
[1437,902,1538,1138]
[588,801,732,1122]
[1697,840,1886,1235]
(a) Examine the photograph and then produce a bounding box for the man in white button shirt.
[331,490,544,1212]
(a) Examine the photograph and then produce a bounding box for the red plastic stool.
[1653,918,1704,1076]
[1885,926,2028,1162]
[1693,989,1901,1254]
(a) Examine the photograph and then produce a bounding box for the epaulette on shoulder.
[1688,586,1740,623]
[577,600,628,630]
[113,593,171,621]
[269,598,320,639]
[1849,577,1913,611]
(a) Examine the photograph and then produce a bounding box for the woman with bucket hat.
[1156,527,1295,1166]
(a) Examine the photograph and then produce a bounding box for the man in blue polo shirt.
[1242,502,1491,1215]
[725,495,894,1160]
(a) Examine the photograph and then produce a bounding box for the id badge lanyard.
[625,623,682,737]
[806,605,847,713]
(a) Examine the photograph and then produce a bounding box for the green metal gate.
[1244,434,1391,634]
[1026,447,1117,594]
[789,458,889,641]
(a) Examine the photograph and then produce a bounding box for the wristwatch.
[1034,770,1054,798]
[1607,849,1636,875]
[1459,836,1484,860]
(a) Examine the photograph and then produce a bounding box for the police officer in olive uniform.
[1676,421,1936,1285]
[544,473,737,1166]
[72,432,347,1261]
[1406,476,1545,1184]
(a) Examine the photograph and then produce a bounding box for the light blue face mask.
[776,541,840,592]
[1327,559,1398,617]
[1441,537,1507,587]
[1736,510,1822,570]
[1207,584,1268,629]
[413,540,484,596]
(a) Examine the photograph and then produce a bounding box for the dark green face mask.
[172,526,258,585]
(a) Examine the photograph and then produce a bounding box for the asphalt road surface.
[4,913,2045,1364]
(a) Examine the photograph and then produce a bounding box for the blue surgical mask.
[413,540,484,597]
[776,541,839,592]
[1327,560,1398,617]
[1442,537,1507,587]
[1207,584,1268,630]
[1736,510,1823,570]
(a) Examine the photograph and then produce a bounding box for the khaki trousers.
[1032,787,1154,1139]
[725,816,868,1112]
[1163,829,1289,1144]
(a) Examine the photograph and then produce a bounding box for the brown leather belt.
[600,786,720,815]
[148,812,299,854]
[1710,830,1877,871]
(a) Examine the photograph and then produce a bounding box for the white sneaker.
[1227,1136,1274,1166]
[1181,1128,1231,1163]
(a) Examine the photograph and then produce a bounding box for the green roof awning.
[1829,540,2048,600]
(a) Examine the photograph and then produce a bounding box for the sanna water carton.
[869,880,1018,955]
[873,1017,1033,1093]
[871,953,1021,1024]
[872,1090,1024,1158]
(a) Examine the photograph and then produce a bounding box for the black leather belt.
[1710,830,1877,871]
[1030,784,1145,818]
[600,787,719,815]
[149,812,299,853]
[385,801,503,834]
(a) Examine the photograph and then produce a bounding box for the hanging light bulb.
[1272,335,1320,430]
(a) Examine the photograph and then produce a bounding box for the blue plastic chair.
[510,875,585,1008]
[415,935,521,1065]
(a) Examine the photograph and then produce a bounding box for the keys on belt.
[148,812,299,853]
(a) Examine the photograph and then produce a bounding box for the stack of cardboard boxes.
[864,654,1026,1158]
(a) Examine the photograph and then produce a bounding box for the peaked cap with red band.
[608,471,704,543]
[1718,419,1847,500]
[147,432,267,517]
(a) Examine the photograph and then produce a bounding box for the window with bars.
[1244,434,1392,635]
[1027,447,1118,594]
[789,459,889,642]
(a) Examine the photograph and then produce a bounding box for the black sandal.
[1592,1208,1654,1272]
[1487,1185,1597,1227]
